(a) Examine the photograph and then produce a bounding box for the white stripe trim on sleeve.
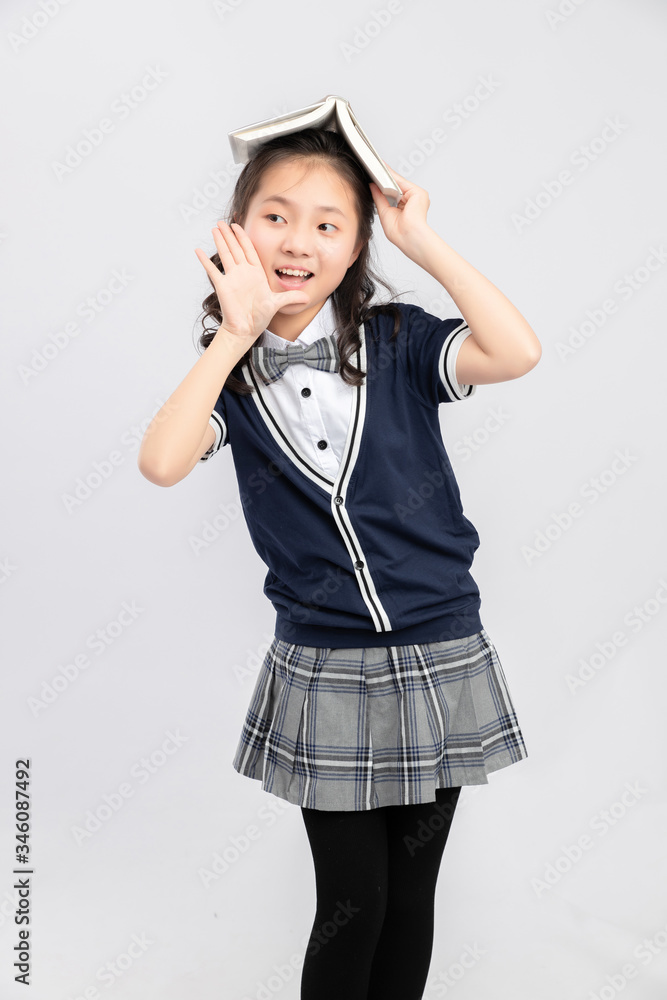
[439,323,477,401]
[198,411,226,462]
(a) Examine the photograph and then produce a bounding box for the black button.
[301,387,311,397]
[317,439,328,450]
[334,495,343,505]
[354,560,364,570]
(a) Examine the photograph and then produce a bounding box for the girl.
[138,125,540,999]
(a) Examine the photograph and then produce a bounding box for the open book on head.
[228,94,403,208]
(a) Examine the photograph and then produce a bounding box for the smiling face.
[238,157,365,340]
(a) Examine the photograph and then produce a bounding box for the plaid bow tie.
[251,332,341,384]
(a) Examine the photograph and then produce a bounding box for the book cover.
[228,94,403,208]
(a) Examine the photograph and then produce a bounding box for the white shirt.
[259,297,355,478]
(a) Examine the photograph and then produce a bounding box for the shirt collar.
[260,297,335,348]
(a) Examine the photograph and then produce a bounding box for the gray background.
[2,0,666,997]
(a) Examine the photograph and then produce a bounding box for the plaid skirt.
[231,628,528,811]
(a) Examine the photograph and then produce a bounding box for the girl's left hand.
[369,165,432,251]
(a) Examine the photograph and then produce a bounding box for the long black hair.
[194,127,402,395]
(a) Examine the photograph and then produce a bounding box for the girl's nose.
[280,225,314,258]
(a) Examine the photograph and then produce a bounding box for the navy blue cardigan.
[200,302,484,647]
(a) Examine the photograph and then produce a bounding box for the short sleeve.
[198,392,228,462]
[396,303,477,407]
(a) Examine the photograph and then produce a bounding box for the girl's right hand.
[194,221,310,343]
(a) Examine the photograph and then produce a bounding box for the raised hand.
[369,165,432,252]
[194,221,310,341]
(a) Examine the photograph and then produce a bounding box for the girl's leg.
[299,804,389,999]
[366,785,462,1000]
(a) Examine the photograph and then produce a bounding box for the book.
[228,94,403,208]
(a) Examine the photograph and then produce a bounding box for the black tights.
[299,785,462,999]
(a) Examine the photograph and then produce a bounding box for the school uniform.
[200,297,528,810]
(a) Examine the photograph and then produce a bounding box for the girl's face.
[239,158,364,338]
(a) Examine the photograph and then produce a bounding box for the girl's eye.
[265,214,336,233]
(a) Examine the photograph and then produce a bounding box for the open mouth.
[275,268,314,283]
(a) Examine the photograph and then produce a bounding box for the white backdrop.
[2,0,666,997]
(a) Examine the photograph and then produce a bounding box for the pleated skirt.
[231,628,528,811]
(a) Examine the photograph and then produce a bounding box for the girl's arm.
[370,170,542,385]
[138,221,309,487]
[137,327,253,487]
[402,230,541,384]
